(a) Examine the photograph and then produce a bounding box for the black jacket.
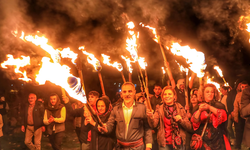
[64,103,90,143]
[22,101,45,131]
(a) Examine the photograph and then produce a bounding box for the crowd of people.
[0,74,250,150]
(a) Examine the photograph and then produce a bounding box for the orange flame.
[140,23,158,43]
[239,16,250,43]
[126,21,138,62]
[213,66,223,77]
[60,47,78,64]
[138,57,147,70]
[170,43,206,77]
[175,60,188,72]
[207,77,221,91]
[162,67,165,74]
[5,31,87,103]
[36,57,86,102]
[1,54,31,82]
[80,47,101,71]
[101,54,123,71]
[121,55,133,73]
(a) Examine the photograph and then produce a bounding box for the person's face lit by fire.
[241,84,249,91]
[153,86,162,96]
[179,84,185,91]
[190,95,198,104]
[28,94,37,105]
[88,95,98,106]
[163,89,175,106]
[97,100,106,115]
[220,88,228,96]
[204,87,215,102]
[50,96,57,106]
[121,84,135,104]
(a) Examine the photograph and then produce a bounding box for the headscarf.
[96,96,112,123]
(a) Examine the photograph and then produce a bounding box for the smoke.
[0,0,250,84]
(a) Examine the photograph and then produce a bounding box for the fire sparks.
[80,47,102,71]
[121,55,133,73]
[170,43,206,77]
[1,55,31,82]
[101,54,123,72]
[126,21,138,62]
[138,57,147,70]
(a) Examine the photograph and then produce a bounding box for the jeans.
[24,126,42,150]
[49,131,65,150]
[235,115,245,149]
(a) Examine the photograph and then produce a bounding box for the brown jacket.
[106,102,152,145]
[241,87,250,147]
[149,103,192,147]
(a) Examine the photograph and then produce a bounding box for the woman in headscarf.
[85,96,115,150]
[43,93,66,150]
[191,84,231,150]
[148,86,192,150]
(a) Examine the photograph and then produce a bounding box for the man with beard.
[99,82,152,150]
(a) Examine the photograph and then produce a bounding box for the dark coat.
[64,103,90,144]
[88,97,116,150]
[241,87,250,147]
[106,101,152,148]
[22,101,45,131]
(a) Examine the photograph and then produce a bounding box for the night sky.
[0,0,250,99]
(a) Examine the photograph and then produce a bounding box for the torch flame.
[239,16,250,43]
[213,66,223,77]
[60,47,78,64]
[1,54,31,82]
[101,54,123,72]
[170,43,206,77]
[36,57,86,102]
[138,57,147,70]
[4,31,87,103]
[121,55,133,73]
[80,47,101,71]
[140,23,158,43]
[126,22,138,62]
[207,77,221,91]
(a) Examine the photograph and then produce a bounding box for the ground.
[0,124,249,150]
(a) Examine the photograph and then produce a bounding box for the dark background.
[0,0,250,102]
